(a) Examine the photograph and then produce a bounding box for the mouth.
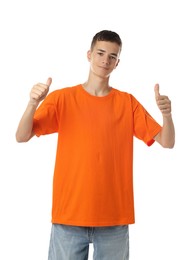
[99,66,109,70]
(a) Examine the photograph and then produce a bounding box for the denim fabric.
[48,224,129,260]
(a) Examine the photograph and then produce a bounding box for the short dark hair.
[90,30,122,51]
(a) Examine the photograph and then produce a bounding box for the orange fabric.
[33,85,161,226]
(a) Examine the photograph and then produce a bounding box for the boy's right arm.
[16,78,52,142]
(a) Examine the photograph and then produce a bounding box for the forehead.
[93,41,121,55]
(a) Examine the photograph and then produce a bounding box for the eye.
[97,52,104,56]
[110,55,117,60]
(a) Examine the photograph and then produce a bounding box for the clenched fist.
[30,77,52,105]
[154,84,171,117]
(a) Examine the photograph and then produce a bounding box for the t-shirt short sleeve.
[132,95,161,146]
[33,91,59,136]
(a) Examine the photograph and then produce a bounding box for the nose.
[102,55,110,65]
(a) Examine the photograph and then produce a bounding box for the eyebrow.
[97,48,118,57]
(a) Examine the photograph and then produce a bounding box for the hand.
[154,84,171,117]
[29,77,52,105]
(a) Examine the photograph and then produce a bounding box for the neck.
[83,77,111,97]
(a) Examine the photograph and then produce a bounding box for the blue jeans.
[48,224,129,260]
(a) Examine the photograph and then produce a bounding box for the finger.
[46,77,52,87]
[33,84,48,91]
[154,84,160,99]
[157,96,170,104]
[32,87,45,96]
[31,92,41,100]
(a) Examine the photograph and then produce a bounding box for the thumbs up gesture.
[30,77,52,105]
[154,84,172,117]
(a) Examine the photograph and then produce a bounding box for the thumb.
[46,77,52,87]
[154,83,160,99]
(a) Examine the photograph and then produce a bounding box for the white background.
[0,0,189,259]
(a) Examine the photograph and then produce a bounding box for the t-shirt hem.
[51,218,135,227]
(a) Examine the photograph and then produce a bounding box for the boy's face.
[87,41,120,79]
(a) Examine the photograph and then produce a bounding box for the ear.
[114,59,120,69]
[87,50,91,61]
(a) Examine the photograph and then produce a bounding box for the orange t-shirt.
[33,84,161,226]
